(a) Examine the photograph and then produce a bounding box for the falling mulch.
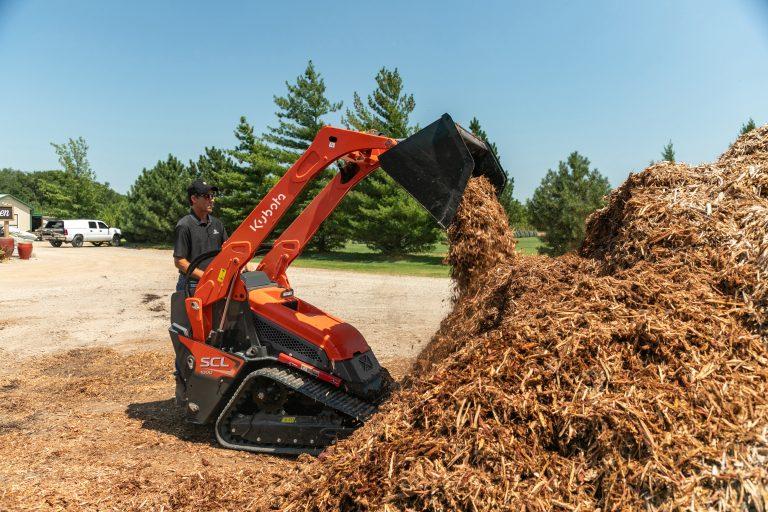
[273,129,768,510]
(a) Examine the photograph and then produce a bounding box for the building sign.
[0,205,13,221]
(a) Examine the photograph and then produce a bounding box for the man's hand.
[244,262,258,273]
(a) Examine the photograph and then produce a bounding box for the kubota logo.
[249,193,287,231]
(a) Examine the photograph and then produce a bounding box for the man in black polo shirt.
[173,180,228,293]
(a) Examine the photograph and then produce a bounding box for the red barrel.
[18,242,33,260]
[0,237,14,259]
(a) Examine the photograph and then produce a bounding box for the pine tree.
[343,67,441,255]
[122,155,193,243]
[344,68,416,138]
[263,61,342,164]
[527,152,611,256]
[261,61,347,251]
[661,140,675,163]
[228,117,284,215]
[191,134,282,235]
[740,117,756,135]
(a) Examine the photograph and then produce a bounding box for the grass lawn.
[292,243,450,278]
[515,237,544,255]
[291,238,544,277]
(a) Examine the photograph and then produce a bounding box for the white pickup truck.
[39,219,122,247]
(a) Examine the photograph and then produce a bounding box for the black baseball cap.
[187,180,219,198]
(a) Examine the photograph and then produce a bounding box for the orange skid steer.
[169,114,506,454]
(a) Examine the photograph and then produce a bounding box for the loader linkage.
[170,113,505,455]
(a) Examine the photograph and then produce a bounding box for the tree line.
[0,62,760,256]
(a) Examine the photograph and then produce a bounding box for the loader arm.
[257,151,384,287]
[185,127,396,342]
[185,114,506,344]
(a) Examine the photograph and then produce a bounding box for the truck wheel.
[49,240,63,248]
[71,235,84,248]
[110,234,121,247]
[92,242,103,247]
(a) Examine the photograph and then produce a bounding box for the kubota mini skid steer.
[168,114,506,455]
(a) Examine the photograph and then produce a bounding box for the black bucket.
[378,113,507,229]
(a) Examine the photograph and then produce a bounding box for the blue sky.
[1,0,767,200]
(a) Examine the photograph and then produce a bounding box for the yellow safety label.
[217,268,227,283]
[281,417,296,423]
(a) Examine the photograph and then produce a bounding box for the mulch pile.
[275,128,768,511]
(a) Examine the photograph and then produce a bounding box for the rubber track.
[215,365,376,454]
[249,366,377,421]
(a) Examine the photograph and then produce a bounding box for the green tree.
[121,155,193,243]
[661,140,675,163]
[0,168,37,206]
[263,61,342,164]
[504,196,531,229]
[261,61,347,251]
[49,136,100,217]
[50,137,94,179]
[32,170,98,218]
[221,118,285,234]
[188,140,266,234]
[343,67,441,255]
[0,167,125,222]
[527,152,611,256]
[93,182,128,228]
[740,117,756,135]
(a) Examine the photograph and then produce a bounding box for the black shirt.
[173,210,228,275]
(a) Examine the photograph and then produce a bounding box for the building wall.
[0,195,32,232]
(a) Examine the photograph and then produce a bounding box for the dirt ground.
[0,242,452,510]
[0,242,451,360]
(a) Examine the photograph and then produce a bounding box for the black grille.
[254,316,326,368]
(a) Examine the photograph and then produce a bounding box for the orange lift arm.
[186,126,396,342]
[257,149,385,288]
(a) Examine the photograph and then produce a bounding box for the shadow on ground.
[126,398,214,444]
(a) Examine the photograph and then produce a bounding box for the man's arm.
[174,256,205,279]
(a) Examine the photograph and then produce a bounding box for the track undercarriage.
[215,366,379,455]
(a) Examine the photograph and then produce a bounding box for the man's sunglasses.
[195,193,216,200]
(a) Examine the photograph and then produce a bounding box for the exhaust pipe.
[379,114,507,229]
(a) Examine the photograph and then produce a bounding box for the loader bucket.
[379,113,507,229]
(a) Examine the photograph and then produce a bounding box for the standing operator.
[173,180,228,294]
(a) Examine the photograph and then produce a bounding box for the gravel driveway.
[0,242,452,365]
